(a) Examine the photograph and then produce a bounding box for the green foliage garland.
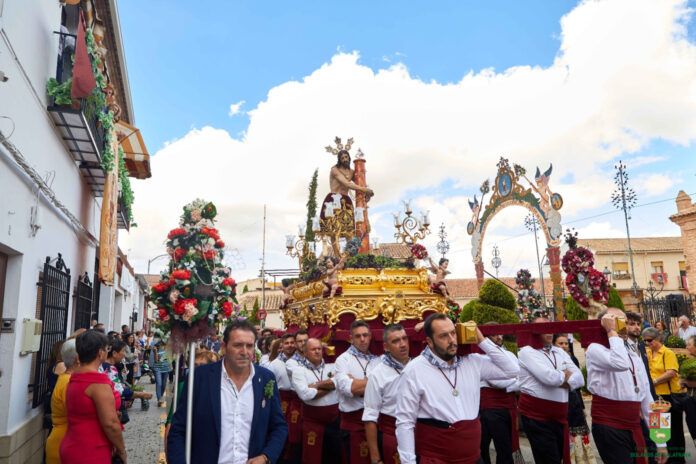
[305,169,318,242]
[344,253,415,270]
[118,147,134,226]
[46,78,73,105]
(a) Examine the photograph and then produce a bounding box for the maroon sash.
[480,387,520,452]
[378,414,399,464]
[279,389,302,444]
[415,418,481,464]
[301,403,339,464]
[591,395,647,464]
[518,393,570,464]
[340,410,370,464]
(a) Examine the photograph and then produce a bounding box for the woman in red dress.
[61,330,127,464]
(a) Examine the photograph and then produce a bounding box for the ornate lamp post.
[603,266,612,286]
[611,160,639,296]
[491,245,502,278]
[524,213,546,300]
[393,200,430,245]
[436,223,450,259]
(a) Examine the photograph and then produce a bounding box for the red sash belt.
[301,404,339,464]
[415,419,481,464]
[591,395,647,464]
[279,389,302,444]
[341,410,370,464]
[378,414,398,464]
[518,393,570,464]
[480,387,519,452]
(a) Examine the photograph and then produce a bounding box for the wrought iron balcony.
[47,30,107,197]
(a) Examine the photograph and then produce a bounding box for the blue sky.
[120,0,696,279]
[120,0,578,149]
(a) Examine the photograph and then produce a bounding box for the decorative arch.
[467,157,567,317]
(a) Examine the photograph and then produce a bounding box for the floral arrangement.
[446,301,462,323]
[561,229,609,308]
[150,199,242,350]
[515,269,546,322]
[410,243,428,260]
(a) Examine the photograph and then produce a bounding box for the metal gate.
[73,272,93,331]
[640,294,696,333]
[32,254,71,408]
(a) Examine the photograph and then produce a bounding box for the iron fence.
[32,255,71,409]
[640,294,696,334]
[73,272,93,331]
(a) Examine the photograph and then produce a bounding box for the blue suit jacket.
[167,361,288,464]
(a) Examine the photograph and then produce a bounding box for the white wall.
[0,0,98,437]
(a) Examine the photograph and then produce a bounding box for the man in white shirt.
[479,323,521,464]
[362,324,410,464]
[587,308,668,464]
[396,313,519,464]
[518,317,584,464]
[335,320,380,464]
[267,333,297,462]
[677,316,696,342]
[284,329,308,458]
[167,319,287,464]
[291,338,340,463]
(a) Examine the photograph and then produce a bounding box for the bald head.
[305,338,324,365]
[679,316,691,328]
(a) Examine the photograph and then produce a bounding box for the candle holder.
[393,202,430,246]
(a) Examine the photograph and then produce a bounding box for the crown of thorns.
[325,137,354,156]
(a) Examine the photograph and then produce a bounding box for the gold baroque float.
[282,268,448,328]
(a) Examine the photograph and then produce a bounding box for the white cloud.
[626,155,667,168]
[228,100,245,116]
[636,173,680,196]
[122,0,696,280]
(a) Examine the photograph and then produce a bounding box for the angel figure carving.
[427,257,452,301]
[323,255,347,298]
[468,195,481,229]
[531,164,553,217]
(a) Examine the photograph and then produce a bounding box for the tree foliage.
[479,279,517,311]
[607,287,625,310]
[305,169,319,242]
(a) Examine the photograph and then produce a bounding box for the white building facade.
[0,1,150,461]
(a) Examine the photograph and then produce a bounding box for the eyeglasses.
[644,338,654,343]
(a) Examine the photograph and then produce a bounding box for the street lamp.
[602,266,612,285]
[611,160,639,296]
[147,253,170,274]
[524,214,546,301]
[491,245,502,278]
[436,223,450,259]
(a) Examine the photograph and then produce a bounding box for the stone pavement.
[123,377,170,464]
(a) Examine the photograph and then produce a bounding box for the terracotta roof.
[577,237,683,254]
[375,243,412,259]
[237,290,284,311]
[447,277,554,299]
[141,274,162,288]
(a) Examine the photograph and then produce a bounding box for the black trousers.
[641,419,658,464]
[593,422,643,464]
[519,415,564,464]
[480,408,513,464]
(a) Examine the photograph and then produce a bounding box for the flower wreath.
[561,229,608,308]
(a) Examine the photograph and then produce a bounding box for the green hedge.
[460,300,519,325]
[680,357,696,380]
[565,296,588,321]
[479,279,516,311]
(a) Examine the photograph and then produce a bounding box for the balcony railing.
[47,30,107,197]
[651,272,668,286]
[116,194,130,231]
[612,271,631,280]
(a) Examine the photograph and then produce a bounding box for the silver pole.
[185,342,196,464]
[261,204,266,328]
[172,352,181,414]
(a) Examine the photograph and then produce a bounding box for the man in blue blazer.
[168,319,288,464]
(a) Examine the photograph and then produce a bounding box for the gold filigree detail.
[307,301,327,325]
[327,298,378,326]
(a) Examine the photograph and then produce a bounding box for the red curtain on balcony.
[71,10,96,99]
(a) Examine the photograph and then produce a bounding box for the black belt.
[417,418,451,429]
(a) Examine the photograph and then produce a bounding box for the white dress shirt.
[219,364,255,464]
[678,326,696,342]
[285,354,304,379]
[362,359,404,422]
[268,357,292,391]
[334,350,379,413]
[259,353,271,367]
[395,339,520,464]
[480,347,520,392]
[290,361,338,407]
[586,337,653,420]
[518,345,584,403]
